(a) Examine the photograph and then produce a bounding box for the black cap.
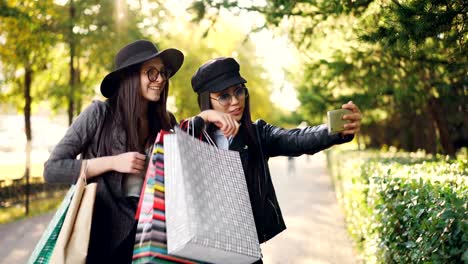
[191,57,247,94]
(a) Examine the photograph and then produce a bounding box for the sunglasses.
[144,67,171,82]
[210,86,248,107]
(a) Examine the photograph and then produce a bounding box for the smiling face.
[140,57,167,102]
[210,85,247,122]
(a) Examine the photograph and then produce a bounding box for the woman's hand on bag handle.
[198,110,240,137]
[83,152,146,179]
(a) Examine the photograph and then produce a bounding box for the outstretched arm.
[258,102,362,157]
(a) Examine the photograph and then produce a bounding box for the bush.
[327,150,467,263]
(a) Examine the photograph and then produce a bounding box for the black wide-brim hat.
[100,40,184,98]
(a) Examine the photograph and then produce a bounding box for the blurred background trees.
[1,2,465,260]
[1,0,466,158]
[0,0,281,217]
[191,0,467,156]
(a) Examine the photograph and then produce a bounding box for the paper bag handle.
[202,130,216,146]
[80,159,89,184]
[186,117,216,147]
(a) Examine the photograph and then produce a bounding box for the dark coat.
[252,119,353,242]
[44,100,176,263]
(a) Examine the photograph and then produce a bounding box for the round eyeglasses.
[210,87,248,107]
[144,67,171,82]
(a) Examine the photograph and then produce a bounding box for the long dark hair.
[99,64,173,156]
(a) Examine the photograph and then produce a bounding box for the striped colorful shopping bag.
[132,131,203,264]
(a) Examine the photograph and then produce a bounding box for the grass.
[0,163,44,180]
[0,191,66,224]
[0,161,66,224]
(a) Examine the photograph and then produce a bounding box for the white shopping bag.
[165,127,261,264]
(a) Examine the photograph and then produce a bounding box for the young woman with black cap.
[182,57,362,261]
[43,40,204,263]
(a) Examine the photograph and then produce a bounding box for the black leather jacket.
[182,118,353,243]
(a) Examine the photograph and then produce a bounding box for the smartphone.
[327,109,352,135]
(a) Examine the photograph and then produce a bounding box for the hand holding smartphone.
[327,109,352,135]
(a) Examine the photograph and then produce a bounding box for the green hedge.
[327,150,467,263]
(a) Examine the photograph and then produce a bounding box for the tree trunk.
[421,68,455,156]
[75,58,82,116]
[68,0,76,126]
[428,97,455,156]
[425,111,438,154]
[23,66,33,215]
[356,132,362,150]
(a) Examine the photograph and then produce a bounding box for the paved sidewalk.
[0,153,358,264]
[0,212,53,264]
[260,154,358,264]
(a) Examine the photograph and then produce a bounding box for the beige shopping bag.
[50,160,97,264]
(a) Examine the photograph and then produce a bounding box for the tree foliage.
[0,0,276,127]
[190,0,468,155]
[0,0,61,213]
[162,18,277,123]
[358,0,467,155]
[0,0,58,107]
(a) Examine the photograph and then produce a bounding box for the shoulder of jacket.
[253,119,267,127]
[76,100,108,121]
[83,100,106,111]
[91,99,108,111]
[253,119,273,131]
